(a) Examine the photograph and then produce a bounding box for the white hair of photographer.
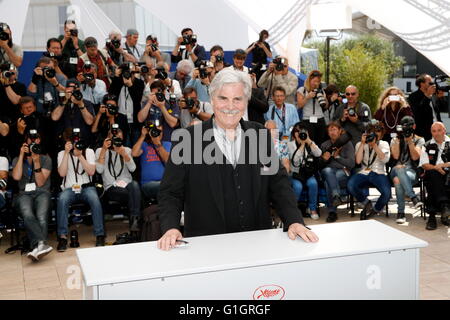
[176,60,194,75]
[108,30,122,39]
[209,69,252,102]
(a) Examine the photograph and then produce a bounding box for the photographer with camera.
[246,30,272,81]
[44,38,67,80]
[225,49,249,73]
[143,62,182,102]
[51,79,95,145]
[265,120,290,172]
[390,116,424,224]
[0,62,26,121]
[11,131,53,261]
[78,37,115,88]
[409,74,441,142]
[142,34,164,67]
[374,87,413,142]
[320,122,355,223]
[264,86,299,141]
[332,85,372,146]
[123,29,145,63]
[297,70,329,145]
[323,84,342,125]
[0,155,7,210]
[0,22,23,67]
[76,62,107,108]
[186,59,216,103]
[209,45,229,73]
[92,94,129,148]
[56,127,105,251]
[109,62,145,146]
[28,57,66,115]
[418,122,450,230]
[138,80,180,142]
[171,28,206,68]
[257,56,297,105]
[348,120,391,220]
[58,20,86,79]
[169,60,193,91]
[132,121,170,201]
[96,128,141,232]
[287,122,322,220]
[105,30,136,66]
[179,87,213,128]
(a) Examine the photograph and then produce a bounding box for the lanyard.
[271,104,286,138]
[291,144,308,168]
[363,145,378,168]
[107,150,124,180]
[125,43,140,58]
[25,160,34,183]
[69,153,85,184]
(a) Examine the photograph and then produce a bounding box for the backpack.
[140,204,162,242]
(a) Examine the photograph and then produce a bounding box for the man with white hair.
[169,60,193,90]
[104,30,136,66]
[157,69,318,251]
[419,122,450,230]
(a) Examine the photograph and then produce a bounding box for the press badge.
[391,133,397,138]
[309,116,318,124]
[72,184,82,194]
[25,183,36,192]
[115,180,127,188]
[70,57,78,64]
[429,150,436,155]
[364,111,369,117]
[44,92,53,101]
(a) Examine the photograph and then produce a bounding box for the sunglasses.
[345,92,357,96]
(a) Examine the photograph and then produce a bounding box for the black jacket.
[109,76,145,125]
[409,89,441,141]
[158,118,305,237]
[248,87,269,125]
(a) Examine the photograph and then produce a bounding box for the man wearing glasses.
[332,85,372,146]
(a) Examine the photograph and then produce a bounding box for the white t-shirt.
[224,65,249,73]
[355,140,390,175]
[81,79,107,105]
[142,79,183,104]
[58,149,96,190]
[0,156,8,196]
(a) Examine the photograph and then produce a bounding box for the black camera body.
[155,68,168,80]
[43,51,63,61]
[70,29,78,37]
[72,89,83,101]
[145,121,162,138]
[298,128,308,141]
[396,124,414,138]
[155,90,165,103]
[111,136,123,148]
[83,73,94,82]
[182,34,197,45]
[42,67,56,79]
[347,107,356,117]
[185,97,197,109]
[313,84,327,109]
[140,65,150,74]
[273,57,286,72]
[27,129,41,156]
[106,38,121,49]
[119,63,134,80]
[0,23,10,41]
[365,132,377,143]
[106,103,118,116]
[72,128,87,151]
[169,94,177,107]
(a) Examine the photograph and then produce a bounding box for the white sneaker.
[36,241,53,260]
[310,211,320,220]
[27,247,39,262]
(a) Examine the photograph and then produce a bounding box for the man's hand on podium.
[158,229,183,251]
[288,223,319,243]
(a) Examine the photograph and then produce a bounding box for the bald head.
[431,122,447,142]
[345,85,359,105]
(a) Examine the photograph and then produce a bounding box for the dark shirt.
[145,104,180,142]
[409,89,441,141]
[0,81,26,121]
[248,87,269,125]
[248,41,271,65]
[57,35,86,79]
[374,106,414,136]
[94,113,130,148]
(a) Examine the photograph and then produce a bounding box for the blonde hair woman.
[374,86,413,141]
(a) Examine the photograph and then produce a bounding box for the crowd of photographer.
[0,20,449,262]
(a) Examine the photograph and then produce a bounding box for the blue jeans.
[390,166,417,213]
[104,181,141,217]
[14,190,51,249]
[348,171,392,212]
[321,167,349,212]
[57,187,104,237]
[142,181,161,201]
[290,176,318,211]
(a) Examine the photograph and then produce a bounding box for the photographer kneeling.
[96,128,141,232]
[390,116,424,224]
[320,122,355,223]
[12,130,53,261]
[288,123,322,220]
[348,121,391,220]
[56,128,105,251]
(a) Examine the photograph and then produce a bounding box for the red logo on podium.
[253,285,285,300]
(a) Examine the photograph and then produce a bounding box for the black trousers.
[301,118,327,146]
[103,181,141,218]
[424,170,449,214]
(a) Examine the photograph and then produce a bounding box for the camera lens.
[72,90,83,101]
[29,143,42,155]
[140,65,149,74]
[156,92,165,102]
[44,67,56,78]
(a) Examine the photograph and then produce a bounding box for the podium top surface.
[77,220,428,286]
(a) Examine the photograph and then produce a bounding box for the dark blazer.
[158,118,305,237]
[248,87,269,125]
[409,89,441,141]
[109,76,145,124]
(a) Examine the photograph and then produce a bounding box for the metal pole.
[326,36,330,85]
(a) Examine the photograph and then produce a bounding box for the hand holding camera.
[64,141,73,154]
[102,138,112,150]
[17,118,27,134]
[20,143,30,157]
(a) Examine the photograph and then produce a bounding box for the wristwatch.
[53,82,59,88]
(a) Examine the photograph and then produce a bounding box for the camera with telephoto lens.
[249,62,262,75]
[83,73,94,82]
[347,107,357,117]
[27,129,42,155]
[155,67,168,80]
[181,34,197,45]
[72,128,87,151]
[136,61,149,74]
[0,23,10,41]
[433,75,450,92]
[155,89,165,103]
[110,124,123,148]
[106,103,118,116]
[70,29,78,37]
[42,66,56,79]
[298,128,308,141]
[185,97,196,109]
[106,38,121,49]
[313,84,327,109]
[145,120,162,138]
[119,63,134,80]
[273,57,286,72]
[365,132,377,143]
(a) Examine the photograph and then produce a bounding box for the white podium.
[76,220,428,300]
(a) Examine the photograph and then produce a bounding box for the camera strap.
[24,160,34,183]
[69,153,85,184]
[107,150,124,180]
[291,144,310,168]
[362,144,378,168]
[271,104,286,138]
